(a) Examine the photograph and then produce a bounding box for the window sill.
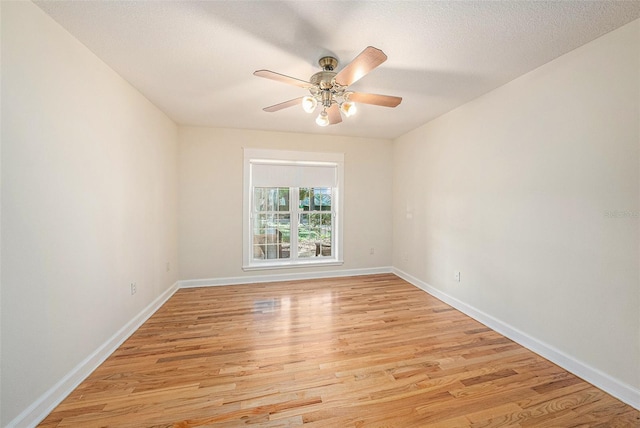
[242,259,344,271]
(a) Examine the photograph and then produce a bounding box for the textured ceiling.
[35,1,639,140]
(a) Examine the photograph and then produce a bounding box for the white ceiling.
[35,1,639,140]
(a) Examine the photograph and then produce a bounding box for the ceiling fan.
[254,46,402,126]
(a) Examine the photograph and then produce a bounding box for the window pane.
[299,188,310,211]
[252,213,290,260]
[297,213,314,258]
[255,187,289,212]
[299,187,331,212]
[319,213,332,256]
[298,212,332,258]
[277,188,289,211]
[276,214,291,259]
[254,188,265,212]
[315,187,331,211]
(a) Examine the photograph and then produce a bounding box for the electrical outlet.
[370,247,375,255]
[130,282,137,295]
[454,271,461,282]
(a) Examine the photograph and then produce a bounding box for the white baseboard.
[178,266,393,288]
[8,282,180,428]
[392,267,640,410]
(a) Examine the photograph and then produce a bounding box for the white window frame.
[243,148,344,271]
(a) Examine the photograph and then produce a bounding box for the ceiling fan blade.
[254,70,311,88]
[327,104,342,125]
[263,97,304,112]
[349,92,402,108]
[334,46,387,87]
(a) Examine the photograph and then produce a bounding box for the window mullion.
[331,187,336,252]
[290,187,300,261]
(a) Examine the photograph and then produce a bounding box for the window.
[243,149,344,270]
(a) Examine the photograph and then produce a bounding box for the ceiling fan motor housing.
[310,71,337,89]
[311,56,339,91]
[318,56,338,71]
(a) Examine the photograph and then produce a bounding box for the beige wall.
[1,2,179,424]
[178,127,393,281]
[393,20,639,392]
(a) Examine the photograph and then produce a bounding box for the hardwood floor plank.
[38,274,640,427]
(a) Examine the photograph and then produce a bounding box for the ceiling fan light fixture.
[316,110,330,127]
[340,101,357,117]
[255,46,402,126]
[301,96,318,113]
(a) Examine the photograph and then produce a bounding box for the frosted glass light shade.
[302,96,318,113]
[340,101,357,117]
[316,110,329,126]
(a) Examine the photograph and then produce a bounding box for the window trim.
[243,148,344,271]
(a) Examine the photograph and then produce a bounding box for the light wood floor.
[40,274,639,427]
